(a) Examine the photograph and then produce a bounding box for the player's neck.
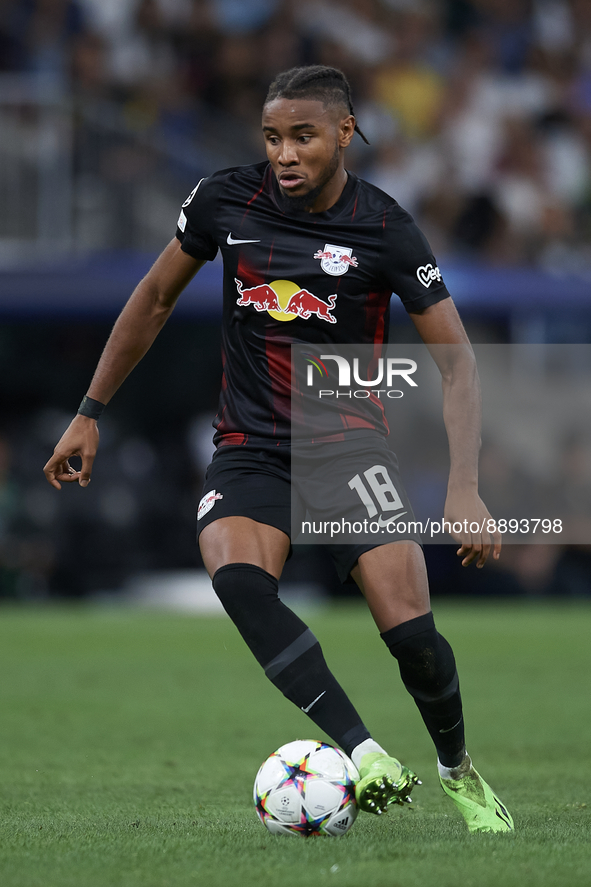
[306,167,348,213]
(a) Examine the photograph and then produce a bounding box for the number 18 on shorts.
[291,437,422,546]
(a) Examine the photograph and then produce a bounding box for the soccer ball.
[253,739,359,837]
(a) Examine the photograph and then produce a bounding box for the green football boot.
[355,753,421,814]
[439,755,514,833]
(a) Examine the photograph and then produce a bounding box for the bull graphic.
[234,278,338,323]
[285,290,337,323]
[235,278,281,311]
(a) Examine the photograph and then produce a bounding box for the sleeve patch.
[416,263,442,288]
[177,209,187,232]
[182,178,204,207]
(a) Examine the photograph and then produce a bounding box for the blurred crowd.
[1,1,591,600]
[1,0,591,263]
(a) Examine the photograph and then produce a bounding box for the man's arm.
[43,238,205,490]
[408,297,501,567]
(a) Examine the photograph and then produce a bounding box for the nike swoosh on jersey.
[227,233,261,245]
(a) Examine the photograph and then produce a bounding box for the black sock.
[381,612,465,768]
[212,563,370,757]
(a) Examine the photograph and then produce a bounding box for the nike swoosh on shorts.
[377,512,407,528]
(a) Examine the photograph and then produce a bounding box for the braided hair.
[265,65,370,145]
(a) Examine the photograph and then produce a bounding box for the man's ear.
[339,114,356,148]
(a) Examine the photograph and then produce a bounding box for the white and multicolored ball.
[253,740,359,837]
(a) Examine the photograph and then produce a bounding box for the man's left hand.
[444,488,502,568]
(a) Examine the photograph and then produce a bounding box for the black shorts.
[197,437,420,582]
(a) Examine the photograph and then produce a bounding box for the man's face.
[262,98,354,212]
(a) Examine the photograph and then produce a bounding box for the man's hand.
[43,415,99,490]
[41,241,204,492]
[444,486,502,568]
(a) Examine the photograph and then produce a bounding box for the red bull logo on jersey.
[235,278,337,324]
[314,243,358,276]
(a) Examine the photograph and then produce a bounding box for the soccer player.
[44,66,513,834]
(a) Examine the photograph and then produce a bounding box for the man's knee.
[354,542,431,629]
[380,612,458,699]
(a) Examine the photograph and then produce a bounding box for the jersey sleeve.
[175,175,222,261]
[380,205,450,312]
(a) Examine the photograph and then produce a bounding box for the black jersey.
[176,161,449,447]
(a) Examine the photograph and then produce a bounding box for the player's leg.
[296,441,426,810]
[342,543,433,813]
[200,513,290,579]
[352,542,465,768]
[353,541,513,832]
[200,515,372,769]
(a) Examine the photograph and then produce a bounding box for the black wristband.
[77,395,105,420]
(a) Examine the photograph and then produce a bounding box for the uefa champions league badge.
[314,244,359,276]
[198,489,223,520]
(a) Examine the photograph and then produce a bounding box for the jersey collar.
[268,165,358,221]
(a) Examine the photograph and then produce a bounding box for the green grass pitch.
[0,600,589,887]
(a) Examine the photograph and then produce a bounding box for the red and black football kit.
[174,161,472,783]
[176,161,450,577]
[176,161,449,446]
